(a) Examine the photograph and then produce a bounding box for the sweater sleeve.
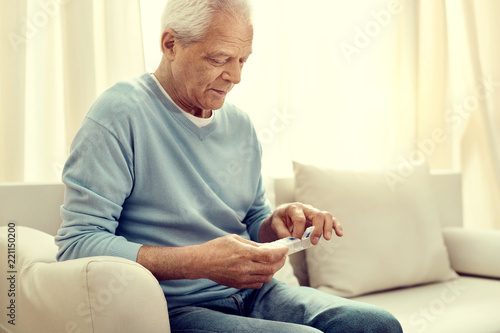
[235,111,272,243]
[55,117,143,262]
[244,174,272,243]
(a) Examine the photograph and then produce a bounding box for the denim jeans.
[168,279,403,333]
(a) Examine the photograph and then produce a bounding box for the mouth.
[211,89,228,96]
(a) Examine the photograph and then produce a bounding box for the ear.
[160,29,177,61]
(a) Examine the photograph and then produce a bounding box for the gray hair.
[160,0,253,46]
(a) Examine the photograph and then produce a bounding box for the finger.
[249,256,287,282]
[240,268,284,289]
[253,245,289,263]
[272,215,293,239]
[303,208,342,241]
[286,204,307,239]
[322,211,334,241]
[230,273,268,289]
[301,205,329,242]
[332,217,343,237]
[308,212,326,245]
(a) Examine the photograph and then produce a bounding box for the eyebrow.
[205,50,253,59]
[206,51,231,58]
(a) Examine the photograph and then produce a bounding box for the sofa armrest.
[0,226,170,333]
[443,227,500,279]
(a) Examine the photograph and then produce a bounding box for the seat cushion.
[351,276,500,333]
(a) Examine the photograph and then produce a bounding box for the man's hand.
[259,203,343,245]
[195,235,288,289]
[137,234,288,289]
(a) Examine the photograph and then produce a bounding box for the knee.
[362,306,402,333]
[318,303,403,333]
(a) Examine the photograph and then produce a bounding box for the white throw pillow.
[294,161,457,297]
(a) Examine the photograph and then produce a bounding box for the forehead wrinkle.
[208,31,253,46]
[212,30,253,45]
[207,21,253,46]
[202,38,253,58]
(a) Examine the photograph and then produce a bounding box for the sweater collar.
[142,73,219,140]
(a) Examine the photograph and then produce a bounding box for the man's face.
[169,13,253,115]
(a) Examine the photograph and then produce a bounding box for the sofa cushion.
[443,227,500,278]
[351,276,500,333]
[294,161,457,297]
[0,226,171,333]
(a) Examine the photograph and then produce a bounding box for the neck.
[153,64,212,118]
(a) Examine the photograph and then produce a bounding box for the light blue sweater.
[55,73,272,309]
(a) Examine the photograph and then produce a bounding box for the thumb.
[257,243,289,262]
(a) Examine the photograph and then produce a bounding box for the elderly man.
[56,0,402,332]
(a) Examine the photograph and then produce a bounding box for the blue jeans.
[168,279,403,333]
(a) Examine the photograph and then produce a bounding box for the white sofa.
[270,166,500,333]
[0,184,170,333]
[1,168,500,333]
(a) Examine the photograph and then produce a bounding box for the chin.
[207,99,226,111]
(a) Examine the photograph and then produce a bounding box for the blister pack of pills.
[262,226,315,255]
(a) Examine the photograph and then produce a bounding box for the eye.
[210,58,228,66]
[239,56,250,66]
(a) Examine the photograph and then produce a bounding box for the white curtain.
[227,0,419,174]
[0,0,145,182]
[225,0,500,229]
[453,0,500,230]
[411,0,500,229]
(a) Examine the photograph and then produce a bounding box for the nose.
[221,60,243,84]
